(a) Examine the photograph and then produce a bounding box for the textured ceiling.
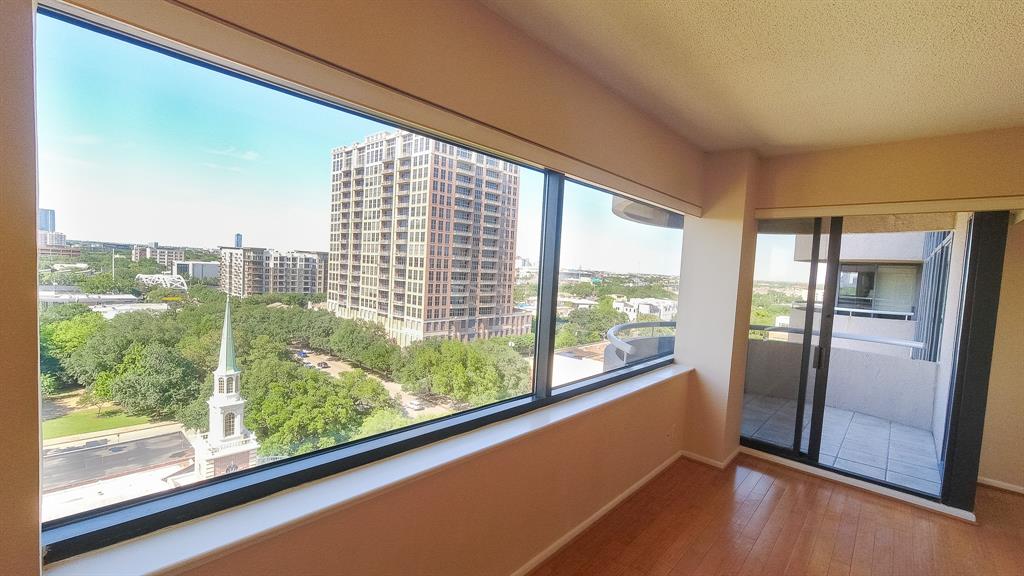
[480,0,1024,155]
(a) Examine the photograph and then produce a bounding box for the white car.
[407,399,425,411]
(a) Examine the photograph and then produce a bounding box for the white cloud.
[201,146,260,161]
[200,162,243,173]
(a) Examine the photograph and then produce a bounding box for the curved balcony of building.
[603,321,676,371]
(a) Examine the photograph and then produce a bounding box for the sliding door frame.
[743,211,1011,511]
[792,217,822,454]
[806,216,843,460]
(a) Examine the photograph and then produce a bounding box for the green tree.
[40,373,60,397]
[353,408,434,440]
[107,342,201,420]
[45,312,105,362]
[555,304,628,348]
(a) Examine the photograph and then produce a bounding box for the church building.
[189,298,259,479]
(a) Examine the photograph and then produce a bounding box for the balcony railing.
[604,321,676,370]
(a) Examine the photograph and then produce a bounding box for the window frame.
[36,5,680,563]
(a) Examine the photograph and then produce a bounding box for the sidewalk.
[42,422,185,454]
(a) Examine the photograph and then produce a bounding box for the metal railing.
[606,321,676,357]
[748,325,924,350]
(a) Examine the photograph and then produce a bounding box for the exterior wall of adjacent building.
[174,260,221,280]
[327,130,528,346]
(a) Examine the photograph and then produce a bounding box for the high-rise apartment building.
[132,242,185,267]
[327,130,529,346]
[234,233,243,248]
[38,208,55,232]
[219,247,328,298]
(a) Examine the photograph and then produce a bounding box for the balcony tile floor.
[742,392,941,495]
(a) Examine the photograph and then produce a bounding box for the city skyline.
[36,13,685,277]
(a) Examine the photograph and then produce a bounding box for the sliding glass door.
[742,218,834,455]
[743,212,976,500]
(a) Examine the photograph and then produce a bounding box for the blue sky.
[36,13,686,276]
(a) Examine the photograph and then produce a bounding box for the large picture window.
[34,7,682,561]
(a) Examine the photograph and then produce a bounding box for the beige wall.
[177,373,688,576]
[73,0,704,212]
[758,127,1024,210]
[979,221,1024,490]
[675,150,758,464]
[0,0,41,574]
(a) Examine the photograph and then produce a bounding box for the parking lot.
[292,348,453,419]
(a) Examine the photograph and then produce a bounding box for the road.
[43,432,193,492]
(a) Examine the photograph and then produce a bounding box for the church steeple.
[189,294,258,480]
[216,297,238,374]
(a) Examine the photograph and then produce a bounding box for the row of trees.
[39,284,533,457]
[558,274,677,301]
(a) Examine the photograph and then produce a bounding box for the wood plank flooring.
[529,454,1024,576]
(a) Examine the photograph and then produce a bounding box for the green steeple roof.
[217,297,239,374]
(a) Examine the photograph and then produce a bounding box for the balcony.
[603,321,676,371]
[741,326,942,494]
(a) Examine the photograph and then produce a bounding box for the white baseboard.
[678,446,739,469]
[510,450,683,576]
[740,447,977,523]
[978,476,1024,495]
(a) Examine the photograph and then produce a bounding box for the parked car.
[303,361,314,368]
[407,399,425,411]
[317,362,329,369]
[297,351,308,358]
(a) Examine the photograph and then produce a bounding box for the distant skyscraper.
[234,233,243,248]
[326,130,529,346]
[38,208,55,232]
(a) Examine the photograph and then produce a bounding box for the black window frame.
[36,5,681,563]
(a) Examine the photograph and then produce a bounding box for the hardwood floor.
[529,454,1024,576]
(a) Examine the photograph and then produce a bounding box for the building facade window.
[223,412,236,437]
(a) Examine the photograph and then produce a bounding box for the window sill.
[45,362,692,575]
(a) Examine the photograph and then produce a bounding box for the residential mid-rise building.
[327,130,529,346]
[219,246,327,297]
[36,229,79,257]
[174,260,221,280]
[612,297,678,322]
[37,230,66,247]
[132,242,185,267]
[38,208,55,232]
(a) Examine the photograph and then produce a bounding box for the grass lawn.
[42,409,150,440]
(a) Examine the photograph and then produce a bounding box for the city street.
[42,432,192,492]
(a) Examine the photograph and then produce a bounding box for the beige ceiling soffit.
[755,196,1024,220]
[481,0,1024,155]
[56,0,700,217]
